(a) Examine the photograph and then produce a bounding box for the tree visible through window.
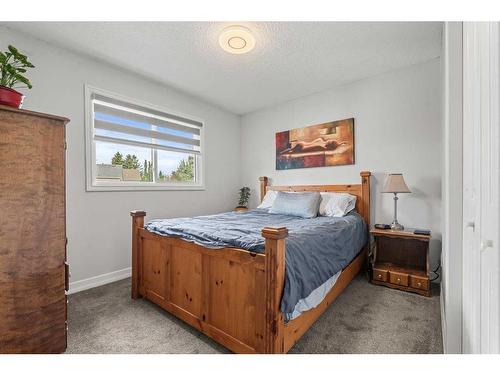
[170,156,195,182]
[107,151,195,182]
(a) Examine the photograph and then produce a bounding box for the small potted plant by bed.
[235,187,251,212]
[0,45,35,109]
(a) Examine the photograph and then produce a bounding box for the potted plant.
[235,187,251,212]
[0,45,35,108]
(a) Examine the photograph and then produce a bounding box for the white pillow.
[319,192,357,217]
[257,190,278,209]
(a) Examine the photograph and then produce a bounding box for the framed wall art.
[275,118,355,170]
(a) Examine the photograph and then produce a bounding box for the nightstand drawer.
[372,268,388,282]
[409,275,429,291]
[389,271,409,286]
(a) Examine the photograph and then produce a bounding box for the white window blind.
[85,86,205,191]
[91,93,202,155]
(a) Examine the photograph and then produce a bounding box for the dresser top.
[0,104,70,124]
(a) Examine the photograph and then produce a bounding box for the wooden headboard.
[258,171,371,226]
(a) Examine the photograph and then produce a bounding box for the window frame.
[84,85,205,192]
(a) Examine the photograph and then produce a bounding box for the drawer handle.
[397,278,401,284]
[377,274,383,279]
[417,282,422,287]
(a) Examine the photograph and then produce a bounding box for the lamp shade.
[382,173,411,193]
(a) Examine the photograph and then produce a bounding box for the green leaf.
[5,64,16,74]
[14,73,32,89]
[8,45,19,55]
[17,54,28,64]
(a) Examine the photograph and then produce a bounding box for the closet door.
[478,22,500,354]
[462,22,500,354]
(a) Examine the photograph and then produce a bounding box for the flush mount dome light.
[219,26,255,54]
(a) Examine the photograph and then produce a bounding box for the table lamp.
[382,173,411,230]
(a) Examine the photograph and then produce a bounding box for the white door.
[462,22,500,354]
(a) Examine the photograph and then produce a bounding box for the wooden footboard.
[130,171,371,353]
[130,212,288,353]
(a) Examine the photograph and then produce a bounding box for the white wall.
[240,59,442,274]
[0,26,241,291]
[1,26,443,292]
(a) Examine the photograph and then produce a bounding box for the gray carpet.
[67,276,442,354]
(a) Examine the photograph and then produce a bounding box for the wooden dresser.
[0,105,70,353]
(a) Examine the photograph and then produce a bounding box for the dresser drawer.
[372,267,388,282]
[389,271,409,286]
[409,275,429,291]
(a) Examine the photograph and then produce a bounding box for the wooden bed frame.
[130,171,371,353]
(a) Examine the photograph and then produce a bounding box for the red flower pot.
[0,86,24,108]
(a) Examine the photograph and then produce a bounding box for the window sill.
[86,182,206,192]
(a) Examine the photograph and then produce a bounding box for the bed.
[130,171,371,353]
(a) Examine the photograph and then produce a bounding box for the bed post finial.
[259,176,269,202]
[130,210,146,299]
[262,226,288,353]
[359,171,371,226]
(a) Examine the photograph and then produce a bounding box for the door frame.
[441,21,464,354]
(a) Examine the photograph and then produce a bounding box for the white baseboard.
[68,267,131,294]
[440,284,447,353]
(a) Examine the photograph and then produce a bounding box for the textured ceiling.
[3,22,442,114]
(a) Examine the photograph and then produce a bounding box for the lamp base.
[390,221,404,231]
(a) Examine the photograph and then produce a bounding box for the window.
[85,86,204,191]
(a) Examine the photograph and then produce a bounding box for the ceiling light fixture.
[219,26,255,54]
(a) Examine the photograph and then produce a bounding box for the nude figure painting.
[275,118,354,170]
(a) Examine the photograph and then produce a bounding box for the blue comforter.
[145,209,367,320]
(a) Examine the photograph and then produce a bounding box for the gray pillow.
[269,191,321,218]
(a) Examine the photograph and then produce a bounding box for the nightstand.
[370,228,431,297]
